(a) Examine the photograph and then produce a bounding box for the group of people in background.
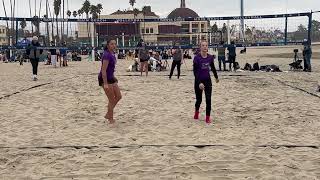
[217,41,237,72]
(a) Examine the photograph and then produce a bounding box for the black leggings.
[169,61,181,78]
[229,56,236,71]
[194,79,212,116]
[30,58,39,75]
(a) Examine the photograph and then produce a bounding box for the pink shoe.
[194,111,199,120]
[206,116,212,124]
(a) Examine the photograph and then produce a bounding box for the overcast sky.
[0,0,319,19]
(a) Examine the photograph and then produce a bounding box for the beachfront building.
[77,6,159,46]
[0,25,8,46]
[143,0,209,45]
[77,0,208,46]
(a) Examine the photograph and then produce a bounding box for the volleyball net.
[0,11,318,50]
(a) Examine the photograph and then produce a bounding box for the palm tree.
[96,3,103,44]
[90,5,99,46]
[62,0,65,43]
[9,0,13,39]
[90,5,98,19]
[245,27,252,41]
[20,20,27,37]
[96,3,103,19]
[54,0,61,43]
[129,0,136,7]
[72,11,77,38]
[32,16,41,36]
[28,0,34,34]
[45,0,50,45]
[222,23,227,41]
[81,0,91,40]
[67,10,71,40]
[2,0,9,39]
[133,8,139,41]
[211,23,218,33]
[77,9,83,19]
[73,11,77,18]
[130,0,137,42]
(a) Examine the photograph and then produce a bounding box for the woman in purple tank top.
[98,39,122,124]
[193,40,219,124]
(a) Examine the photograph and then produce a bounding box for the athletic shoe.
[32,75,38,81]
[194,111,199,120]
[206,116,211,124]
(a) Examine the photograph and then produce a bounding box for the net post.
[307,11,312,46]
[284,16,288,45]
[15,19,19,45]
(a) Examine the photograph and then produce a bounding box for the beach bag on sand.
[234,62,240,70]
[253,62,259,71]
[244,63,252,71]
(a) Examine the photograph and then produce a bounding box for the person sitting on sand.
[193,40,219,124]
[98,39,122,124]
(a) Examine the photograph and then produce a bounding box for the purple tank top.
[194,54,214,81]
[99,50,116,81]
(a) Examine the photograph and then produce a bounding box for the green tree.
[54,0,62,43]
[312,20,320,41]
[20,20,27,30]
[221,23,227,41]
[20,20,27,37]
[90,5,99,19]
[81,0,91,39]
[72,10,77,18]
[67,10,71,40]
[211,22,218,33]
[129,0,136,7]
[297,24,307,33]
[97,3,103,18]
[245,27,252,37]
[78,9,83,18]
[32,16,41,36]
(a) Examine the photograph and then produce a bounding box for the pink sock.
[194,111,199,120]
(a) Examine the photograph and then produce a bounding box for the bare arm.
[101,60,109,86]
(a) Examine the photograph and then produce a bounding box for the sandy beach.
[0,45,320,179]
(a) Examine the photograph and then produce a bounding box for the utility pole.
[62,0,65,43]
[46,0,50,45]
[240,0,245,43]
[29,0,34,34]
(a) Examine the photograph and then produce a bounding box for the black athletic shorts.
[99,77,118,86]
